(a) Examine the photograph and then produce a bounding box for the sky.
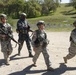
[61,0,70,3]
[25,0,70,3]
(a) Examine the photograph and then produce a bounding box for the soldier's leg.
[42,48,51,68]
[42,48,54,71]
[1,41,9,65]
[33,48,41,66]
[18,40,24,55]
[3,52,10,65]
[7,42,13,56]
[25,39,33,57]
[63,47,76,63]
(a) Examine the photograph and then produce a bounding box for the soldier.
[0,14,13,65]
[16,13,33,57]
[31,20,54,71]
[63,21,76,63]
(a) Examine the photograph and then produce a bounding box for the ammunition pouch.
[19,27,29,34]
[34,38,40,47]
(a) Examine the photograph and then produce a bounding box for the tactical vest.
[17,20,30,34]
[34,30,47,47]
[0,23,12,41]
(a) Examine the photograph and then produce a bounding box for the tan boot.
[29,52,33,57]
[5,58,10,65]
[63,57,67,63]
[32,62,37,67]
[18,50,21,56]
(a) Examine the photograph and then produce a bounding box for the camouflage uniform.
[32,29,52,69]
[0,23,13,65]
[63,21,76,63]
[16,13,33,57]
[65,29,76,59]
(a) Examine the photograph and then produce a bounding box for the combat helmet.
[37,20,45,26]
[20,13,27,17]
[0,14,7,19]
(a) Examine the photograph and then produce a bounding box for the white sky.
[25,0,70,3]
[61,0,70,3]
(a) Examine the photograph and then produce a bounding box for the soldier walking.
[63,21,76,63]
[0,14,13,65]
[31,20,54,71]
[16,13,33,57]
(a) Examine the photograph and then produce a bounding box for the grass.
[9,3,76,32]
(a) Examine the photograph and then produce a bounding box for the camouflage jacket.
[0,23,13,41]
[16,19,30,34]
[31,29,49,47]
[70,28,76,44]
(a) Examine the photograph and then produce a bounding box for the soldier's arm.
[31,31,37,47]
[27,22,34,32]
[71,31,76,43]
[28,25,33,32]
[31,31,38,51]
[16,21,20,33]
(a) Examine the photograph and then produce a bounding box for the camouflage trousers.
[18,39,32,53]
[33,46,51,68]
[1,40,13,60]
[66,42,76,59]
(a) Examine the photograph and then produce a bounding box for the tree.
[70,0,76,9]
[0,0,61,18]
[24,0,41,18]
[41,0,60,15]
[5,0,24,18]
[0,1,4,13]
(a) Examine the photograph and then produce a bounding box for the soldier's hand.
[16,29,19,33]
[16,31,19,33]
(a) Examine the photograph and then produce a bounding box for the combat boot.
[63,57,67,63]
[18,50,21,56]
[32,62,37,67]
[29,52,33,57]
[5,58,10,65]
[47,67,54,71]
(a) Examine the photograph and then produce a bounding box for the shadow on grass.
[9,63,76,75]
[71,16,76,18]
[61,10,76,16]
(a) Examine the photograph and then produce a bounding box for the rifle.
[0,27,20,45]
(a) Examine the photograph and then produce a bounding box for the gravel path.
[0,32,76,75]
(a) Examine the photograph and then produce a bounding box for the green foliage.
[0,0,60,18]
[41,0,60,15]
[0,0,4,13]
[24,1,41,18]
[8,4,76,32]
[5,0,24,18]
[70,0,76,9]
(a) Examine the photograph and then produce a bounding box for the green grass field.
[10,4,76,32]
